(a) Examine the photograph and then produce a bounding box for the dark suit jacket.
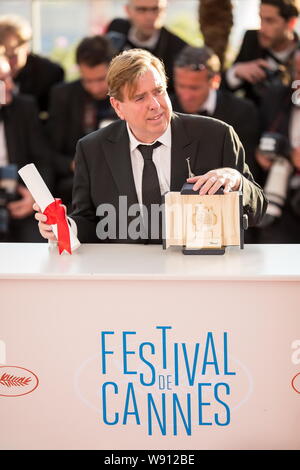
[171,90,260,180]
[222,29,298,104]
[259,85,292,138]
[70,113,267,243]
[106,19,187,92]
[2,94,54,189]
[15,53,65,113]
[47,80,117,178]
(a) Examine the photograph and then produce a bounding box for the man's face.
[174,67,217,114]
[2,34,29,77]
[111,65,172,143]
[79,63,109,100]
[259,4,292,49]
[126,0,167,38]
[0,58,14,105]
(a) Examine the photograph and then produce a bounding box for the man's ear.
[110,97,125,120]
[211,73,221,90]
[288,17,297,31]
[125,3,131,18]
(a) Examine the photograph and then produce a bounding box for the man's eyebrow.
[133,91,146,100]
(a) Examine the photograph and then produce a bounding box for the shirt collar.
[200,88,217,115]
[126,121,172,152]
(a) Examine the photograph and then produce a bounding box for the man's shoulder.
[78,120,125,147]
[106,18,131,34]
[236,29,262,61]
[217,90,257,113]
[51,80,83,98]
[174,112,230,137]
[27,53,64,76]
[160,27,187,48]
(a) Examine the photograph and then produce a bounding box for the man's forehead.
[176,67,209,81]
[130,0,166,7]
[259,4,281,19]
[122,67,165,99]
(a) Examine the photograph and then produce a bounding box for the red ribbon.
[43,198,71,254]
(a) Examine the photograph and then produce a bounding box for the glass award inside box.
[163,186,248,255]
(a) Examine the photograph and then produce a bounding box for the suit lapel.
[102,121,138,207]
[170,114,198,191]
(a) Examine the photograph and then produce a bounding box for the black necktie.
[138,141,162,241]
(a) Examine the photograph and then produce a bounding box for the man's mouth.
[148,113,163,121]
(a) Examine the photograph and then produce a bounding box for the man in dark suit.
[47,36,117,208]
[0,53,54,242]
[106,0,187,92]
[0,14,64,114]
[171,46,261,183]
[35,49,267,244]
[223,0,299,105]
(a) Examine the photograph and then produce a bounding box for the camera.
[258,132,293,227]
[253,64,289,98]
[0,164,18,240]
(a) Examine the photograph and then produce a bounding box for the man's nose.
[149,95,160,110]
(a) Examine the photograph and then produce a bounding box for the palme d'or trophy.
[163,158,248,255]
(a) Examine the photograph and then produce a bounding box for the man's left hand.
[187,168,241,195]
[7,185,35,219]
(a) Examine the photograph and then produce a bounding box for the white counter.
[1,242,300,450]
[0,243,299,281]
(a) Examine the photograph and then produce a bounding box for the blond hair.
[0,15,32,45]
[107,49,167,101]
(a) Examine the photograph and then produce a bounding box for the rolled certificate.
[18,163,80,253]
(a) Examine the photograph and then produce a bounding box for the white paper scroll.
[18,163,80,253]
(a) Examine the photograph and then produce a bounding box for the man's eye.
[135,96,144,102]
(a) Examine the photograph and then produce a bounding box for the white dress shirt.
[126,122,172,206]
[199,88,217,115]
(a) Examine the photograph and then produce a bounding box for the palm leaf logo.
[0,372,32,387]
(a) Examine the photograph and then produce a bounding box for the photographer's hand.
[234,59,270,84]
[7,185,34,219]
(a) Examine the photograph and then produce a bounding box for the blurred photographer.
[254,46,300,242]
[223,0,299,105]
[0,52,54,242]
[0,15,64,114]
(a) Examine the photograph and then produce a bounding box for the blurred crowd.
[0,0,299,243]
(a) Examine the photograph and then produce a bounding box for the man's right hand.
[234,59,270,84]
[33,202,57,241]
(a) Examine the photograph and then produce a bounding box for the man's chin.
[258,36,271,48]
